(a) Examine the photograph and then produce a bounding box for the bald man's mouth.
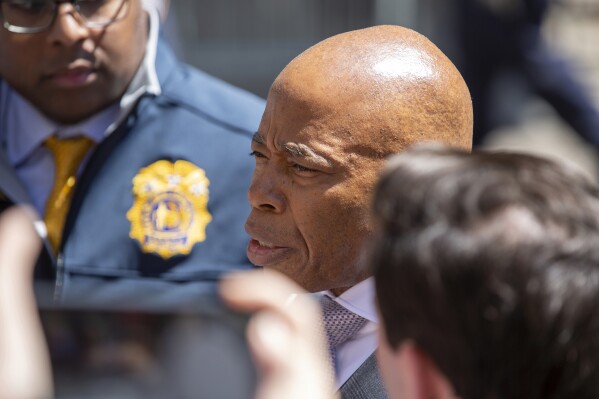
[246,237,292,267]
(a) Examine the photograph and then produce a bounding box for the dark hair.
[372,144,599,399]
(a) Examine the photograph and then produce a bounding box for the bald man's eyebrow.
[252,132,266,145]
[282,143,333,168]
[251,133,334,168]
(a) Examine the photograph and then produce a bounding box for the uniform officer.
[0,0,264,304]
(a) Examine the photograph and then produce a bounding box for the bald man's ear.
[378,339,457,399]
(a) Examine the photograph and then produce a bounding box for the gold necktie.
[44,135,95,253]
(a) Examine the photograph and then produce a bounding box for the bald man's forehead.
[253,99,398,180]
[276,51,438,109]
[268,25,473,152]
[262,83,414,161]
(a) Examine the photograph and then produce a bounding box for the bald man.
[245,25,472,398]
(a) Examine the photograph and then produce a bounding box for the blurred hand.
[220,269,337,399]
[0,207,53,399]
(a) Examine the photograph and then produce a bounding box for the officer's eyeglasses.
[0,0,129,33]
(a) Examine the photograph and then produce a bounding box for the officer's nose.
[46,3,91,46]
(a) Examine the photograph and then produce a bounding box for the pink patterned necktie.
[320,295,368,370]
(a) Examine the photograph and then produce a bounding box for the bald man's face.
[244,25,473,292]
[245,89,379,293]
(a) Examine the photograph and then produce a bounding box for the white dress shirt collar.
[323,277,379,388]
[325,277,378,323]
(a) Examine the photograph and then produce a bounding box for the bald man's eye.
[291,163,318,175]
[249,150,267,159]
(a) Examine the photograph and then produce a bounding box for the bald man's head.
[271,25,473,155]
[246,26,473,293]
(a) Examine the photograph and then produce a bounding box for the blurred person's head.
[372,144,599,399]
[0,0,148,124]
[246,25,473,295]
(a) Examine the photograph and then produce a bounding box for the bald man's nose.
[247,172,286,214]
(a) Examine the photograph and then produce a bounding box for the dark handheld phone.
[38,294,256,399]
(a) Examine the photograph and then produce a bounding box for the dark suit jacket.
[340,352,389,399]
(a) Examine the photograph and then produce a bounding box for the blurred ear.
[379,338,456,399]
[399,342,457,399]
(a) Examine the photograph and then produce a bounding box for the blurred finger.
[0,206,53,399]
[220,269,322,332]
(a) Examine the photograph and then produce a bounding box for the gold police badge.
[127,160,212,259]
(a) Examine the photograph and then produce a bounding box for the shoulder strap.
[0,149,31,204]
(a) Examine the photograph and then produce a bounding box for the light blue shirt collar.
[2,88,119,167]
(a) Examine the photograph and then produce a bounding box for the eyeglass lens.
[1,0,128,31]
